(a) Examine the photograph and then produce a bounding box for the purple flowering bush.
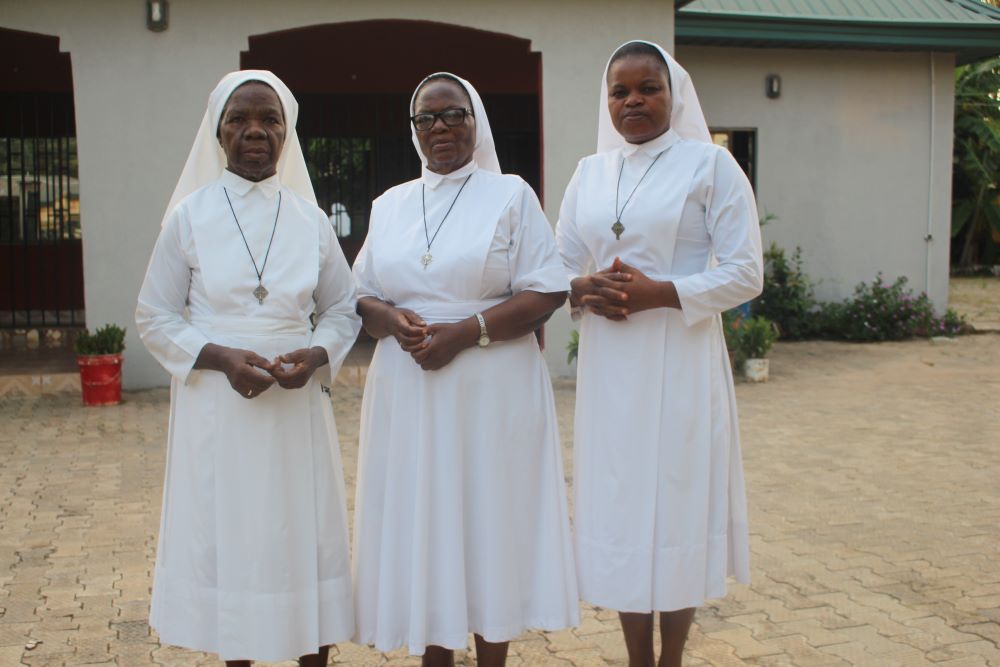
[819,274,972,342]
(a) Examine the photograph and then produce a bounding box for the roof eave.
[675,13,1000,64]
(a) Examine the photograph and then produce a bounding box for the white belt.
[396,298,506,324]
[191,315,310,337]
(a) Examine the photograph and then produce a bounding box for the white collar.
[421,159,478,190]
[621,128,681,159]
[220,169,281,199]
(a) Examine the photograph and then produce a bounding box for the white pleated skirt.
[353,333,579,654]
[149,323,354,662]
[573,308,751,614]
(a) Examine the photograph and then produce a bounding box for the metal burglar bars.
[297,93,541,268]
[0,91,84,328]
[711,128,757,191]
[241,22,542,268]
[298,93,417,267]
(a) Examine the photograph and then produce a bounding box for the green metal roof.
[677,0,1000,23]
[675,0,1000,64]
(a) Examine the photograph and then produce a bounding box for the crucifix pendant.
[253,283,269,305]
[421,252,433,269]
[612,220,625,240]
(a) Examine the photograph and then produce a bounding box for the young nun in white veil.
[352,73,579,666]
[556,41,763,666]
[136,70,359,665]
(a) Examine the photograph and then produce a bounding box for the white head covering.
[160,70,315,226]
[597,40,711,153]
[409,73,502,174]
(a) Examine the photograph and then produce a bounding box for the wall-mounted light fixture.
[765,74,781,99]
[147,0,169,32]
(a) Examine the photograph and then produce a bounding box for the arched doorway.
[241,20,541,263]
[0,27,83,329]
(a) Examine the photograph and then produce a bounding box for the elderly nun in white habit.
[556,41,763,667]
[136,70,359,666]
[352,73,579,667]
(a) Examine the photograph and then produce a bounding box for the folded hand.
[387,308,428,352]
[270,347,329,390]
[573,257,633,320]
[409,320,476,371]
[217,347,277,399]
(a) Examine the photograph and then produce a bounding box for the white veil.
[597,40,711,153]
[160,70,315,227]
[409,73,502,174]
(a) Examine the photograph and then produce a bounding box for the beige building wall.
[1,0,675,387]
[677,45,955,311]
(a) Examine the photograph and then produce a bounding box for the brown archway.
[0,27,83,329]
[241,20,541,263]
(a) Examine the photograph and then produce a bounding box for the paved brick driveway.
[1,334,998,666]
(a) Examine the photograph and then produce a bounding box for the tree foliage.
[952,57,1000,267]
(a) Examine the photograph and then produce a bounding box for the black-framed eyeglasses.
[410,107,473,132]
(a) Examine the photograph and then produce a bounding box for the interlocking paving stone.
[113,620,152,645]
[0,621,33,646]
[0,334,998,665]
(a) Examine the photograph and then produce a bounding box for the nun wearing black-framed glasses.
[351,73,579,667]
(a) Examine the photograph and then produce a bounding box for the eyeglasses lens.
[413,109,468,131]
[440,109,466,126]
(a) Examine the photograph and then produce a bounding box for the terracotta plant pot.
[743,358,769,383]
[77,353,123,406]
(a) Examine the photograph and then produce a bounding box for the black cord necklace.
[421,173,473,269]
[223,187,281,305]
[612,148,667,240]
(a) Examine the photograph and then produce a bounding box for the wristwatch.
[474,312,490,347]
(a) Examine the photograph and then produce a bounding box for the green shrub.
[566,329,579,364]
[938,308,975,337]
[812,301,848,339]
[752,243,817,340]
[819,274,973,341]
[74,324,126,355]
[734,316,779,360]
[722,308,743,352]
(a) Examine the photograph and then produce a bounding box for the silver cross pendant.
[253,283,269,305]
[611,220,625,240]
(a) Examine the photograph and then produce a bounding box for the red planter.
[77,353,123,406]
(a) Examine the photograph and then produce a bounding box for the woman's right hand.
[195,343,276,398]
[571,259,633,321]
[384,307,429,352]
[358,297,428,347]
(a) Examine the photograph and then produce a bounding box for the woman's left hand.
[409,320,477,371]
[611,259,681,315]
[270,346,329,389]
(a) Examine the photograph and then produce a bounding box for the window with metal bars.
[0,92,84,328]
[711,128,756,191]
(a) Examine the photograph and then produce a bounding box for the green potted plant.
[74,324,126,406]
[566,329,580,365]
[722,309,743,371]
[734,316,778,383]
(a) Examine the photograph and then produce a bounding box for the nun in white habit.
[352,73,579,666]
[555,42,763,666]
[136,70,359,665]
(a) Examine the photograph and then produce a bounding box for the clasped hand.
[384,307,473,372]
[219,346,328,399]
[570,257,673,321]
